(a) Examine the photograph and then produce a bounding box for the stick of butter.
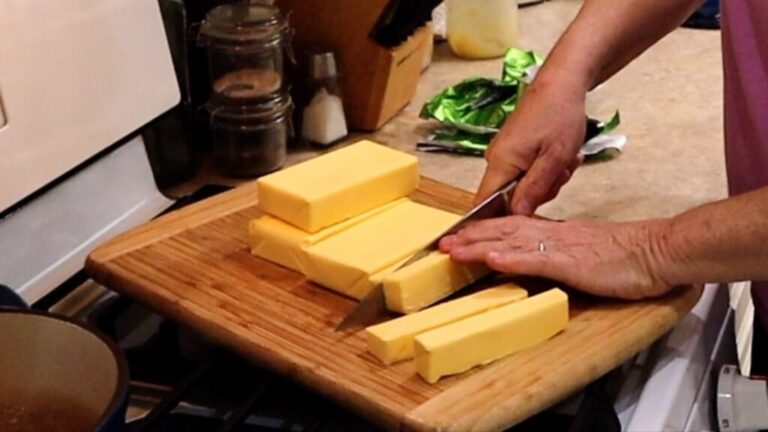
[303,200,459,299]
[248,200,402,273]
[383,252,490,314]
[367,284,528,365]
[257,140,419,233]
[414,288,569,383]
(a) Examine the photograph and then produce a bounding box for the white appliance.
[0,0,179,303]
[617,285,736,431]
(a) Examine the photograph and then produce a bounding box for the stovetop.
[78,287,622,432]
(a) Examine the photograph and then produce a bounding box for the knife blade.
[335,178,520,332]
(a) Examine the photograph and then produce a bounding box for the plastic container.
[207,91,293,177]
[198,3,291,103]
[446,0,519,59]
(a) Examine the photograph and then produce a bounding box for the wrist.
[532,65,591,99]
[637,218,680,293]
[536,31,602,94]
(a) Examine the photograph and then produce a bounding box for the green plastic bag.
[419,47,621,159]
[421,48,543,134]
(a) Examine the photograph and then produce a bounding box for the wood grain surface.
[86,177,702,431]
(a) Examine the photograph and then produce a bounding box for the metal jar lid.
[199,3,288,46]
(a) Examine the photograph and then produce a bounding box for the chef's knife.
[335,178,520,331]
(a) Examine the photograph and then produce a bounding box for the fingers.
[438,235,458,252]
[439,216,572,286]
[440,216,534,254]
[448,238,565,283]
[449,240,508,263]
[571,153,585,172]
[443,216,546,262]
[474,159,524,206]
[510,149,571,215]
[474,125,529,206]
[513,152,583,214]
[542,170,570,203]
[486,250,562,281]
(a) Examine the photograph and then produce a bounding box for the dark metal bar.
[130,353,217,432]
[215,383,267,432]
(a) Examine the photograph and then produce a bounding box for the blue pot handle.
[0,284,28,309]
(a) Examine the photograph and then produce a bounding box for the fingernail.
[513,199,532,216]
[439,235,458,251]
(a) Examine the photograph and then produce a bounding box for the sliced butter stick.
[414,288,569,383]
[303,200,458,299]
[366,284,528,365]
[248,200,402,273]
[383,252,490,314]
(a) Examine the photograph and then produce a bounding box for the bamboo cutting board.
[86,177,701,431]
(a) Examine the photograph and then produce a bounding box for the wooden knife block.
[277,0,432,131]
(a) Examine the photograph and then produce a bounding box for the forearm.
[651,187,768,286]
[535,0,703,92]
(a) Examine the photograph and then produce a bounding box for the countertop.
[176,0,726,222]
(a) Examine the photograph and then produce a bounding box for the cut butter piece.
[256,140,419,233]
[304,200,459,299]
[414,288,569,383]
[366,284,528,365]
[248,200,402,273]
[384,252,490,314]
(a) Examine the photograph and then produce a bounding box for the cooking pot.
[0,285,129,432]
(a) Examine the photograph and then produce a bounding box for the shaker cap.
[304,50,339,81]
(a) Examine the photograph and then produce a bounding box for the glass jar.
[207,91,293,178]
[198,3,290,104]
[446,0,519,59]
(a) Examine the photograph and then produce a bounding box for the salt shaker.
[299,51,348,147]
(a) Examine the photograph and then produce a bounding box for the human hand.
[439,216,674,299]
[476,72,588,215]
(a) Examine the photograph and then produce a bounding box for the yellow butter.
[303,200,459,299]
[366,284,528,365]
[257,140,419,233]
[248,200,402,273]
[344,259,408,302]
[383,252,490,314]
[414,288,568,383]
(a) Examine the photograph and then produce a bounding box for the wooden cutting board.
[86,177,701,431]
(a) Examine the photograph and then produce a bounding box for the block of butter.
[366,284,528,365]
[303,199,459,299]
[414,288,569,383]
[384,252,490,314]
[248,200,402,273]
[257,140,419,233]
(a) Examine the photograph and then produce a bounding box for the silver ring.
[537,240,546,252]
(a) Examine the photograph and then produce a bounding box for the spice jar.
[198,3,291,103]
[299,51,348,147]
[207,91,293,177]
